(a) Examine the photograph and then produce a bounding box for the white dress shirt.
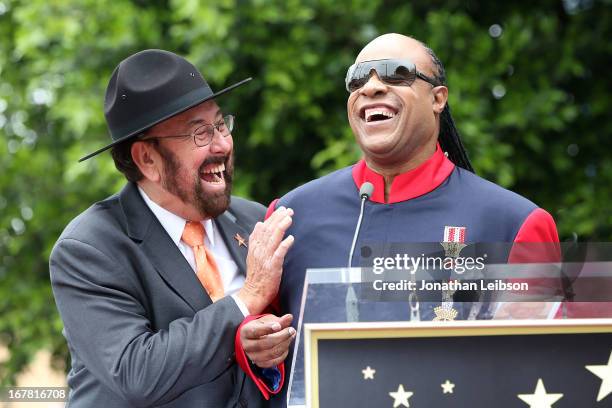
[139,187,249,316]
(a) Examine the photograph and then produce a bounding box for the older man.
[50,50,294,407]
[268,33,559,405]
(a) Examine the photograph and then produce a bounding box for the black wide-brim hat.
[79,49,251,161]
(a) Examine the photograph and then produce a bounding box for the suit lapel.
[215,211,250,276]
[142,220,213,312]
[119,183,212,312]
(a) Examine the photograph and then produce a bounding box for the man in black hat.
[49,49,294,407]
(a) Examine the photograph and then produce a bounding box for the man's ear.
[432,86,448,114]
[131,141,162,183]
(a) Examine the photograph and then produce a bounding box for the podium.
[287,267,612,408]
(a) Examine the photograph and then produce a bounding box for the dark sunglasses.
[345,58,440,93]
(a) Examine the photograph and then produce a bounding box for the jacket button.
[239,397,248,407]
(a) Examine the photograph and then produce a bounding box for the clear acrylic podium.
[286,266,612,408]
[287,267,474,408]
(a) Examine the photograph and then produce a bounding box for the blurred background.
[0,0,610,395]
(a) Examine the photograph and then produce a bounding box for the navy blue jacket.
[274,147,557,322]
[267,147,558,406]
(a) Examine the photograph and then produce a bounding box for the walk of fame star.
[586,350,612,402]
[441,379,455,394]
[389,384,413,408]
[517,378,563,408]
[361,366,375,380]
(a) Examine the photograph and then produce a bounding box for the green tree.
[0,0,610,383]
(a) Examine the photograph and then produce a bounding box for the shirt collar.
[351,144,455,204]
[138,187,216,246]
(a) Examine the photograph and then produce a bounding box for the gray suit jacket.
[50,182,266,408]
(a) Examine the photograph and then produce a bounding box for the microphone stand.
[345,183,373,323]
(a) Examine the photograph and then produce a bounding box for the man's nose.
[208,130,232,154]
[359,71,388,97]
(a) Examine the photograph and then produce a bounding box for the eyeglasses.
[141,114,235,147]
[345,58,440,93]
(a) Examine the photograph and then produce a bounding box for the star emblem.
[233,233,247,248]
[361,366,376,380]
[441,379,455,394]
[440,241,467,258]
[433,305,458,321]
[517,378,563,408]
[586,350,612,402]
[389,384,413,408]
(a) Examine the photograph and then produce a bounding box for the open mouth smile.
[359,104,399,124]
[200,162,226,185]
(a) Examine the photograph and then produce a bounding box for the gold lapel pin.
[234,233,247,248]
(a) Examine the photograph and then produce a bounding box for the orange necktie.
[181,221,224,302]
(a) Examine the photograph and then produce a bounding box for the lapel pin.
[234,233,247,248]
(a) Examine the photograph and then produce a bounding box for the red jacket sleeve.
[234,315,285,400]
[506,208,561,303]
[265,199,279,220]
[513,208,559,244]
[507,208,612,318]
[509,208,561,263]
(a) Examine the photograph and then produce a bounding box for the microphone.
[346,182,374,323]
[348,182,374,269]
[359,182,374,200]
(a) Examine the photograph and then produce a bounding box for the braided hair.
[421,43,474,172]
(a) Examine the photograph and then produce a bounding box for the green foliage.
[0,0,610,383]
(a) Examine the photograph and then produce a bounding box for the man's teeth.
[208,173,223,184]
[365,109,397,122]
[201,163,226,184]
[202,163,225,174]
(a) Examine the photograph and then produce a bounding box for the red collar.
[352,145,455,204]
